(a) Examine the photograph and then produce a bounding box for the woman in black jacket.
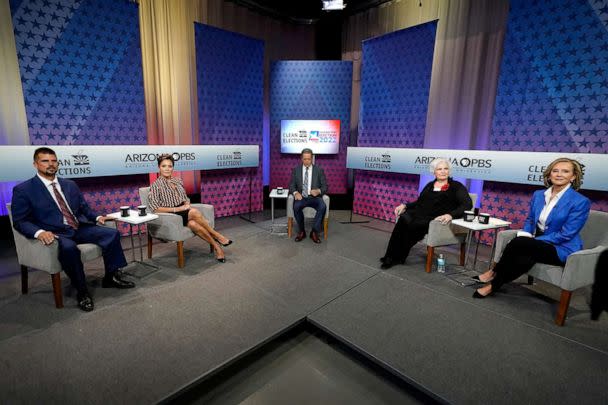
[380,158,472,269]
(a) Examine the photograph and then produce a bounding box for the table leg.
[488,228,499,271]
[463,229,473,268]
[271,198,275,224]
[137,224,144,262]
[129,223,136,262]
[473,232,481,270]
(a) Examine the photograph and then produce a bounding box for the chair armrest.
[426,220,467,246]
[493,229,520,263]
[287,195,295,218]
[12,230,62,273]
[191,204,215,229]
[561,245,608,290]
[322,195,330,218]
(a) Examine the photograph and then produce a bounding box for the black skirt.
[174,209,190,226]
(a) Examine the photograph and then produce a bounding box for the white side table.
[269,188,288,233]
[451,217,511,271]
[107,210,159,264]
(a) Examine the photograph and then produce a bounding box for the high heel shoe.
[216,257,226,263]
[215,238,233,247]
[472,288,493,299]
[472,274,494,283]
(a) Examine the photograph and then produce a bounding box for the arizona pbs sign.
[280,119,340,154]
[0,145,259,182]
[346,147,608,191]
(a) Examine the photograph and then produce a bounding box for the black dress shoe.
[215,238,233,247]
[77,292,94,312]
[102,273,135,289]
[310,231,321,244]
[380,258,395,269]
[295,231,306,242]
[472,289,493,299]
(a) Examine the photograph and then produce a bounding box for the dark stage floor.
[1,210,606,404]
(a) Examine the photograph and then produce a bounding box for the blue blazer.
[522,187,591,262]
[11,176,98,239]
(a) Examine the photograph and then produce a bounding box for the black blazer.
[288,164,328,196]
[405,178,472,220]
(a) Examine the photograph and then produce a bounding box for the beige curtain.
[138,0,315,192]
[342,0,509,151]
[343,0,444,146]
[0,0,29,213]
[0,0,29,146]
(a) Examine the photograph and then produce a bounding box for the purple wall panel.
[195,24,264,216]
[355,22,437,221]
[269,61,352,194]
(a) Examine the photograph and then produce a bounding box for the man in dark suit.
[11,147,135,312]
[288,148,328,244]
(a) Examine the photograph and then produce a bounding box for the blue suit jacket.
[522,187,591,262]
[12,176,98,239]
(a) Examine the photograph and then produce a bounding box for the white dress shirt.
[517,183,571,237]
[34,175,98,237]
[299,165,313,196]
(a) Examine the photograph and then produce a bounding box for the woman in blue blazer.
[473,158,591,298]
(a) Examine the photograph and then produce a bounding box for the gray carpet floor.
[0,210,606,404]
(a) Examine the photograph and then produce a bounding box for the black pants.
[491,236,563,291]
[383,216,430,263]
[591,250,608,318]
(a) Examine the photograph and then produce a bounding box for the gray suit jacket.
[289,164,328,196]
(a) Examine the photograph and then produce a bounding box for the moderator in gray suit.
[288,164,328,235]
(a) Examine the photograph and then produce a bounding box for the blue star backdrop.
[269,61,353,195]
[9,0,148,231]
[194,23,264,216]
[482,0,608,241]
[355,21,437,221]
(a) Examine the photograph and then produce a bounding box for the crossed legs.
[186,208,230,260]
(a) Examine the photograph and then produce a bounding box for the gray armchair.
[423,193,478,273]
[139,187,215,268]
[6,203,113,308]
[286,194,330,239]
[492,210,608,326]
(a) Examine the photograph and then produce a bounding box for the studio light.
[322,0,346,11]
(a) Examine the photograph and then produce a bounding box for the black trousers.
[591,250,608,318]
[383,216,430,263]
[491,236,563,291]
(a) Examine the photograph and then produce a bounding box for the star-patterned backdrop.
[354,21,437,221]
[195,23,264,216]
[482,0,608,237]
[269,61,353,195]
[9,0,149,226]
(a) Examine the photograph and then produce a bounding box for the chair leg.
[21,265,28,294]
[459,243,466,266]
[287,218,293,238]
[147,233,153,259]
[177,241,185,268]
[426,246,434,273]
[527,275,534,285]
[555,289,572,326]
[324,218,328,239]
[51,273,63,309]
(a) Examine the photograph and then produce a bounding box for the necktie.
[51,182,79,229]
[303,167,309,198]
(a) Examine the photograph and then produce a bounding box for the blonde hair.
[543,157,583,190]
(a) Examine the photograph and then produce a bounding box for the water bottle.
[437,254,446,273]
